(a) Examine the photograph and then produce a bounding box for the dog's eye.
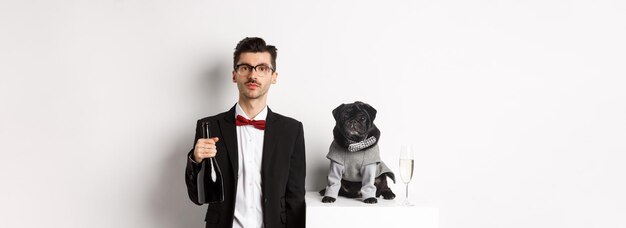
[360,117,366,121]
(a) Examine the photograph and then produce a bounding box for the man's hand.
[193,137,219,163]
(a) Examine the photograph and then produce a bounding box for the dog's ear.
[332,103,346,121]
[358,102,377,121]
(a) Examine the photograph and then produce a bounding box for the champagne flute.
[399,145,415,206]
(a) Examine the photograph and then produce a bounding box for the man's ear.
[232,71,236,82]
[271,72,278,84]
[332,104,346,121]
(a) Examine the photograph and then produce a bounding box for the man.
[185,37,306,228]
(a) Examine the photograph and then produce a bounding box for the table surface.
[305,191,439,228]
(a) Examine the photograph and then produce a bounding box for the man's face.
[232,52,277,101]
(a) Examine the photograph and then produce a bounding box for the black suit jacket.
[185,105,306,228]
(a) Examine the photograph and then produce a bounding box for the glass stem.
[405,183,409,199]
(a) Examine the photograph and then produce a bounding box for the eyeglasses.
[234,64,274,76]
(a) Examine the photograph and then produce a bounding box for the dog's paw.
[321,196,336,203]
[363,197,378,204]
[381,191,396,200]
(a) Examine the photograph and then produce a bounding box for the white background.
[1,0,625,227]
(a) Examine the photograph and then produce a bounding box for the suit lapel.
[261,108,279,183]
[219,105,238,177]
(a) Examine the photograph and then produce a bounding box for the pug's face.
[333,102,377,143]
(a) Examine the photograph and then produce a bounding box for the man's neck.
[238,97,267,119]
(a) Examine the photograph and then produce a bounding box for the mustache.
[245,80,260,86]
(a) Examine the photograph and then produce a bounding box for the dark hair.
[233,37,278,71]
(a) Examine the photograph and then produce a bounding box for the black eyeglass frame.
[234,64,275,75]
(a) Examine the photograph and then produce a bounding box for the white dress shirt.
[233,103,266,228]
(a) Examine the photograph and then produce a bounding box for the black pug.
[319,101,396,204]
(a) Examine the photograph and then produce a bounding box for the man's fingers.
[202,137,220,144]
[197,149,216,157]
[197,147,217,156]
[198,145,216,150]
[197,137,219,145]
[195,137,219,160]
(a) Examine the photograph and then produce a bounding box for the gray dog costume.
[324,136,394,199]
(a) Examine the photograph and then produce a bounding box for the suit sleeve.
[285,122,306,227]
[185,120,203,205]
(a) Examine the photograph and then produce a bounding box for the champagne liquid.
[399,159,414,184]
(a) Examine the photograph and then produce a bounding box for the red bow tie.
[236,115,266,130]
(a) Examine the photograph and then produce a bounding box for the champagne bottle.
[197,122,224,204]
